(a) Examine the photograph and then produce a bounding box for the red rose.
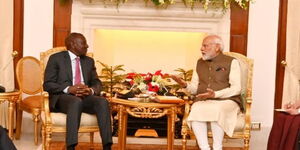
[147,83,159,92]
[144,73,153,82]
[154,70,162,76]
[129,80,135,85]
[127,72,136,79]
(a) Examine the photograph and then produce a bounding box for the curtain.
[282,0,300,106]
[0,0,14,127]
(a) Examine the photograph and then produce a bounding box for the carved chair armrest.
[182,100,192,124]
[244,97,252,133]
[181,100,193,136]
[42,91,52,125]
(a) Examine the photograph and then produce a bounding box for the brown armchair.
[181,52,254,150]
[40,47,99,150]
[15,56,43,145]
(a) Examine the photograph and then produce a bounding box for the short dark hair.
[65,32,84,50]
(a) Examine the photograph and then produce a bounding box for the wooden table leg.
[118,105,128,150]
[167,107,175,150]
[8,100,15,139]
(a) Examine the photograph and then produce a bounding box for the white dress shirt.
[63,51,84,93]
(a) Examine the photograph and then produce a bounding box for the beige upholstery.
[40,47,99,150]
[15,56,43,145]
[181,52,254,150]
[50,113,98,127]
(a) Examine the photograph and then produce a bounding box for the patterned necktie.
[74,57,81,85]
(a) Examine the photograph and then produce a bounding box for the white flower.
[137,82,147,91]
[150,82,160,87]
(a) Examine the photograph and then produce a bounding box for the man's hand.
[170,75,187,88]
[68,83,92,97]
[196,88,215,100]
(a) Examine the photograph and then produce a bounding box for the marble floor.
[11,112,271,150]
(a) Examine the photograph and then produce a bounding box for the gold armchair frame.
[40,47,99,150]
[181,52,254,150]
[15,56,43,145]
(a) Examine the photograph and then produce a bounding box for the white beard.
[202,54,213,60]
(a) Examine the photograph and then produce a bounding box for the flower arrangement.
[126,70,170,94]
[60,0,253,10]
[154,0,253,10]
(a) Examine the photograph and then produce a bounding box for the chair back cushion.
[16,56,42,95]
[224,52,253,111]
[40,47,67,80]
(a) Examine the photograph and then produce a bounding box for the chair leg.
[181,123,188,150]
[182,134,187,150]
[42,125,45,150]
[244,137,250,150]
[33,114,40,145]
[45,129,51,150]
[90,132,94,150]
[15,109,23,139]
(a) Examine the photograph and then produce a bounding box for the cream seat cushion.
[206,110,245,133]
[234,113,245,132]
[42,112,98,127]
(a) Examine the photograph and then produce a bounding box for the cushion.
[234,112,246,132]
[42,112,98,127]
[207,112,245,132]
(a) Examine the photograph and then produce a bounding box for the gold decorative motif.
[126,107,167,118]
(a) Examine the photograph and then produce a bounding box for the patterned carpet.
[49,142,243,150]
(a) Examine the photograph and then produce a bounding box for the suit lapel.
[80,56,89,85]
[64,52,73,82]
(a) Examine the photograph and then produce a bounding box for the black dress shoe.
[103,143,112,150]
[67,144,76,150]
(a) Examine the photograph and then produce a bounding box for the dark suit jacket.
[0,126,17,150]
[43,51,102,111]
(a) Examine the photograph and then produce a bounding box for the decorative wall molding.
[72,0,231,51]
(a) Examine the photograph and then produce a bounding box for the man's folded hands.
[68,83,92,97]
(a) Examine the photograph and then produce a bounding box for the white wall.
[23,0,279,128]
[247,0,279,127]
[23,0,54,58]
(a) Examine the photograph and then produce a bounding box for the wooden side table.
[110,98,183,150]
[0,91,20,139]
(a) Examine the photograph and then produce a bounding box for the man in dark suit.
[0,126,17,150]
[43,32,112,150]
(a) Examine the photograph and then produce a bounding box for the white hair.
[213,36,224,51]
[206,35,224,51]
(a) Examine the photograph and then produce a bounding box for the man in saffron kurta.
[172,35,242,150]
